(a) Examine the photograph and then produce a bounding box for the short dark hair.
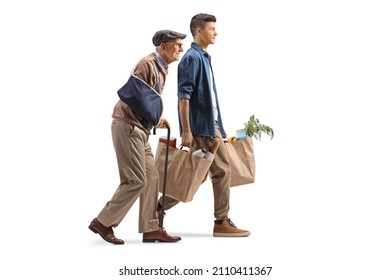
[190,13,216,37]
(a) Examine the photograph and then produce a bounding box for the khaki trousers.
[160,125,231,220]
[97,119,159,233]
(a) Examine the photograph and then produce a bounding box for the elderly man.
[89,30,186,244]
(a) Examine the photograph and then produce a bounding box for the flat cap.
[152,30,187,46]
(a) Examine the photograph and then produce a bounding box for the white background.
[1,0,389,279]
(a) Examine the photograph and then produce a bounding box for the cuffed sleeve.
[178,55,198,100]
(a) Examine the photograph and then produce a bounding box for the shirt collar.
[191,42,211,60]
[154,52,169,70]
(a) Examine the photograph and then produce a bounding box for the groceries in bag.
[191,137,220,161]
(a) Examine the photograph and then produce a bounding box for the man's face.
[163,38,184,63]
[199,22,217,45]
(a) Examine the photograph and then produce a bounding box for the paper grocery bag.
[225,137,256,187]
[155,141,213,202]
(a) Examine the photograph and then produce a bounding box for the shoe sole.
[213,232,251,237]
[88,225,98,234]
[142,239,181,243]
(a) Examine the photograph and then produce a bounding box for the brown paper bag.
[225,137,256,187]
[155,141,213,202]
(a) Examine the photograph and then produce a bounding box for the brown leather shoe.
[88,218,124,245]
[142,227,181,243]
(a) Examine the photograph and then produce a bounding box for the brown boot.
[213,218,250,237]
[143,227,181,243]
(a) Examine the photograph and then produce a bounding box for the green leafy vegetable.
[244,115,274,140]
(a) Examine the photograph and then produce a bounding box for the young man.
[89,30,186,244]
[158,14,250,237]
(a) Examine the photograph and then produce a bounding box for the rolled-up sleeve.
[178,56,198,100]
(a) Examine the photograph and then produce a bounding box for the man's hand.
[155,118,170,129]
[181,131,193,147]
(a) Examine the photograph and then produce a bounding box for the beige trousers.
[97,119,159,233]
[160,125,231,220]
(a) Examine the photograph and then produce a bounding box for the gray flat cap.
[152,30,187,46]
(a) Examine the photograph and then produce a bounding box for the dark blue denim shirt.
[177,42,225,137]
